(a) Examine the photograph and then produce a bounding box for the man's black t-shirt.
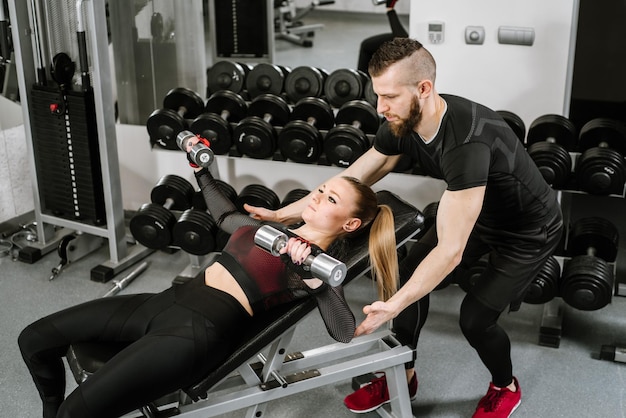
[374,94,558,231]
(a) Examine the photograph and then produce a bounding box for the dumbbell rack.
[537,156,625,349]
[8,0,151,282]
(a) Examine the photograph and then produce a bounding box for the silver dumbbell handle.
[176,130,215,168]
[254,225,346,287]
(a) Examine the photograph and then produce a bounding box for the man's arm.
[244,148,401,223]
[355,185,485,336]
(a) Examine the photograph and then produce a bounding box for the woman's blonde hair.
[342,177,399,301]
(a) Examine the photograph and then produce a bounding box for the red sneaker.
[472,377,522,418]
[343,372,418,413]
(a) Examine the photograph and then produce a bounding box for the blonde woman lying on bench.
[18,149,399,418]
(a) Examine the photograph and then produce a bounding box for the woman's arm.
[311,284,356,343]
[194,168,260,234]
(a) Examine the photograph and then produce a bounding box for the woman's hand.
[278,237,323,289]
[244,204,279,221]
[278,237,311,265]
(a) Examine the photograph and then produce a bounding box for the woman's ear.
[343,218,362,233]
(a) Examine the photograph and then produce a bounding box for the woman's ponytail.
[368,204,399,301]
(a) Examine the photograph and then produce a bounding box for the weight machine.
[8,0,151,282]
[274,0,335,47]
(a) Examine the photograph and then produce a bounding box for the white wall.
[409,0,577,128]
[294,0,410,15]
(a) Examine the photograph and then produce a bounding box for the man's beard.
[389,95,421,138]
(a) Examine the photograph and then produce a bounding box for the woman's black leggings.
[18,288,235,418]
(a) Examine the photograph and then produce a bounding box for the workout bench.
[66,190,425,418]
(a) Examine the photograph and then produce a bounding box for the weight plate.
[281,188,310,208]
[291,96,335,131]
[285,66,327,103]
[151,174,194,210]
[278,120,323,163]
[246,63,287,98]
[190,113,233,155]
[324,125,371,167]
[162,87,205,119]
[527,142,572,189]
[207,61,250,94]
[422,201,439,230]
[561,255,613,311]
[130,203,176,249]
[236,184,280,213]
[496,110,526,143]
[335,100,380,134]
[234,116,276,159]
[526,114,577,151]
[523,256,560,304]
[173,209,217,255]
[324,68,368,108]
[578,117,626,155]
[204,90,248,122]
[364,78,378,108]
[146,108,186,150]
[575,147,626,195]
[247,94,291,126]
[568,216,619,262]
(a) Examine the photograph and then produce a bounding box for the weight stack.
[29,84,106,225]
[213,0,270,59]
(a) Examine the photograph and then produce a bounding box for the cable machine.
[8,0,151,282]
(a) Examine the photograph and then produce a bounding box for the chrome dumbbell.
[176,130,215,168]
[254,225,346,287]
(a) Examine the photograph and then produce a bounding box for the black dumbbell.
[281,188,310,208]
[173,208,218,256]
[235,184,281,214]
[254,224,346,286]
[284,66,329,104]
[146,87,205,150]
[246,63,291,99]
[523,256,561,305]
[324,68,369,108]
[526,114,577,189]
[422,201,439,231]
[207,60,252,96]
[233,94,291,159]
[364,78,377,108]
[561,217,618,311]
[278,97,335,163]
[324,100,380,167]
[130,175,195,249]
[575,118,626,196]
[190,90,248,155]
[176,131,215,168]
[496,110,526,143]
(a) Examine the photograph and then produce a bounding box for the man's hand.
[243,203,279,222]
[354,301,396,336]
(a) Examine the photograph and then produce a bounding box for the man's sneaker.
[472,377,522,418]
[343,372,418,413]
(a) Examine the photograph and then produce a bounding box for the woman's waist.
[205,262,254,316]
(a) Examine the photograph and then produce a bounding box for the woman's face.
[301,177,361,235]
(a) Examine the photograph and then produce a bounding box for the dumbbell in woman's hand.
[176,130,215,168]
[254,225,346,286]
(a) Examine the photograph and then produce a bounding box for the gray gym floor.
[2,9,625,418]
